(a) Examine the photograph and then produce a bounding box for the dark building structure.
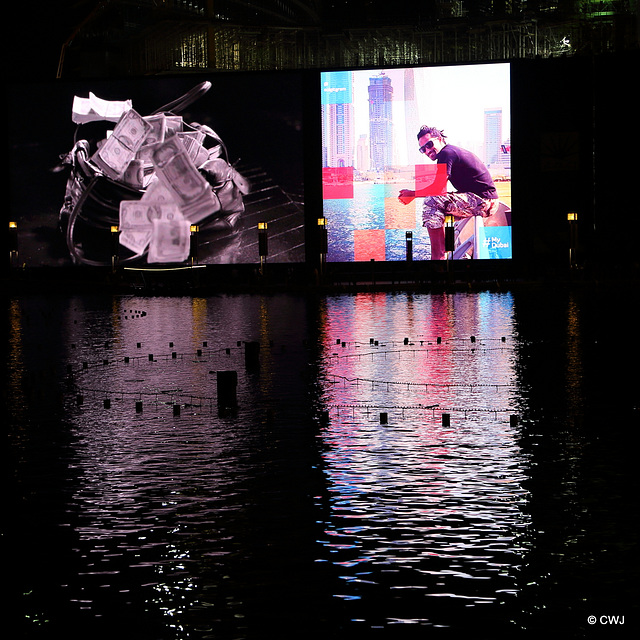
[18,1,638,79]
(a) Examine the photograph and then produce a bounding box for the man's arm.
[399,154,452,204]
[398,188,416,204]
[398,183,447,204]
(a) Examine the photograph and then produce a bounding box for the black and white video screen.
[8,72,305,267]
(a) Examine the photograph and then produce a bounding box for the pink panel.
[354,229,386,262]
[415,163,448,196]
[322,167,354,199]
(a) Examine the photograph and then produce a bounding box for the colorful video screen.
[321,63,511,261]
[8,72,305,267]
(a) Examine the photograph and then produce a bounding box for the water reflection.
[10,293,327,639]
[7,289,636,638]
[315,292,531,632]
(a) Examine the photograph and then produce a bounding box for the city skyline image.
[322,63,511,174]
[320,62,512,263]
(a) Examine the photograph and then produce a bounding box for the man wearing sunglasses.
[398,125,499,260]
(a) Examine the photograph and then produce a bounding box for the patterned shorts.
[422,193,498,229]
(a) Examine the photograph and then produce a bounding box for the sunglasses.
[419,140,435,154]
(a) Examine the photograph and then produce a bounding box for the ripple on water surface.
[13,291,631,637]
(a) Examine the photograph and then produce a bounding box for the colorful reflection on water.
[313,292,531,631]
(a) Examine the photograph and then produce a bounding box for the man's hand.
[398,189,415,205]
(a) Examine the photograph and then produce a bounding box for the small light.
[444,214,455,226]
[111,225,119,233]
[258,222,268,258]
[9,221,19,255]
[567,212,578,222]
[317,217,327,227]
[190,225,199,233]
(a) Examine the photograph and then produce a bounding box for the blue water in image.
[6,289,638,639]
[324,182,513,262]
[324,182,433,262]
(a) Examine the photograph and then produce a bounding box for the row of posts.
[83,392,520,427]
[72,340,262,414]
[9,213,580,270]
[70,337,520,424]
[317,410,520,427]
[74,369,242,416]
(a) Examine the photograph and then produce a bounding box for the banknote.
[150,135,217,222]
[178,129,205,146]
[136,144,156,169]
[118,200,153,254]
[147,218,191,263]
[136,114,168,169]
[116,108,152,148]
[121,159,144,189]
[178,131,209,166]
[165,115,184,136]
[141,175,176,204]
[119,227,153,256]
[92,109,151,179]
[93,136,134,180]
[120,199,183,227]
[142,114,167,146]
[119,199,184,256]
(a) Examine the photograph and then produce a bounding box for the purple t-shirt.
[436,144,498,199]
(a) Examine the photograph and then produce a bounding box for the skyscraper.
[484,107,502,167]
[368,73,394,171]
[403,68,421,166]
[321,71,355,168]
[356,134,370,172]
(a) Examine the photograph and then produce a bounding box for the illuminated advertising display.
[8,72,305,267]
[321,63,512,261]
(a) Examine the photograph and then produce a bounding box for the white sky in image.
[351,63,511,165]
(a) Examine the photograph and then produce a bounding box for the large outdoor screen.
[321,63,511,261]
[8,72,305,268]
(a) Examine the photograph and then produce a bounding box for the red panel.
[322,166,354,199]
[415,163,448,196]
[354,229,386,262]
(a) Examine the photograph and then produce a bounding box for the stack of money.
[147,217,192,263]
[143,114,167,146]
[119,198,191,263]
[71,92,132,124]
[118,201,155,256]
[178,130,209,167]
[164,115,183,136]
[121,159,144,189]
[91,109,151,181]
[118,133,219,262]
[136,113,176,174]
[150,135,218,224]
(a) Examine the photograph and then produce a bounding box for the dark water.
[6,288,638,639]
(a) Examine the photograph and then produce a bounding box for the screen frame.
[319,61,513,264]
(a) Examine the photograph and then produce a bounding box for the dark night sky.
[13,1,78,80]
